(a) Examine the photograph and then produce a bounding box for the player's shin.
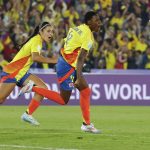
[21,98,40,126]
[80,87,91,125]
[26,98,40,115]
[32,86,65,105]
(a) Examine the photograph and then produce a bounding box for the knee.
[39,84,48,90]
[80,87,91,96]
[0,96,5,104]
[57,97,69,105]
[63,98,70,105]
[60,92,71,105]
[60,101,68,105]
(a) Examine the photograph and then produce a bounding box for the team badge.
[69,82,74,87]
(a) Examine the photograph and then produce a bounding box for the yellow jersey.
[135,41,147,52]
[3,34,42,81]
[104,50,116,69]
[61,24,94,68]
[110,17,124,29]
[100,0,112,8]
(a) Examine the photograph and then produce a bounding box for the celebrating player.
[0,22,58,125]
[20,11,101,133]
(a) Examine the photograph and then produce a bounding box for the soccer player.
[56,11,101,133]
[0,22,58,125]
[20,11,101,133]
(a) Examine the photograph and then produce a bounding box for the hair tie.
[39,24,51,31]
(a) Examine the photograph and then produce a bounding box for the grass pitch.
[0,106,150,150]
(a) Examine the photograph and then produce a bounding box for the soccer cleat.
[81,122,101,134]
[18,80,34,97]
[21,112,40,126]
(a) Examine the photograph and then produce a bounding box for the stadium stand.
[0,0,150,71]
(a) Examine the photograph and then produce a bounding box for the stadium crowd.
[0,0,150,71]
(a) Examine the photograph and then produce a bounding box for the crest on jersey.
[88,41,93,49]
[69,82,74,88]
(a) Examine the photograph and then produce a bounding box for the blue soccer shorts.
[56,56,76,91]
[0,71,31,87]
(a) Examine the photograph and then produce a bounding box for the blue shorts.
[0,71,31,87]
[56,56,76,91]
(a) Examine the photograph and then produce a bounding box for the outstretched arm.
[32,52,58,64]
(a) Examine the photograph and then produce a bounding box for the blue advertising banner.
[2,71,150,105]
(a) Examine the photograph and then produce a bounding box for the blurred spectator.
[127,51,137,69]
[2,41,17,62]
[140,47,150,69]
[0,0,150,70]
[135,36,148,52]
[0,55,8,71]
[115,46,128,69]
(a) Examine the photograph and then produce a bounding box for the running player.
[0,22,58,125]
[20,11,101,133]
[56,11,101,133]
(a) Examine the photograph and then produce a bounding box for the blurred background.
[0,0,150,72]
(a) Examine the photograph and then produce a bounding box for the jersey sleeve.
[81,31,94,52]
[31,38,42,54]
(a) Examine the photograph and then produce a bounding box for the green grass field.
[0,106,150,150]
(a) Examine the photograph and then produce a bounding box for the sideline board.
[3,71,150,106]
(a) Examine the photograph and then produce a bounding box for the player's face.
[90,15,101,32]
[41,26,54,42]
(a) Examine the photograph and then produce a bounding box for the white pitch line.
[0,144,78,150]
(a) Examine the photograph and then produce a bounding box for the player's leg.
[20,73,48,125]
[0,83,16,104]
[76,76,101,133]
[57,65,99,133]
[59,89,72,104]
[32,86,68,104]
[19,73,66,105]
[23,55,73,104]
[32,78,72,104]
[20,73,71,125]
[31,76,73,104]
[57,71,100,133]
[20,73,70,116]
[0,72,17,104]
[76,76,90,124]
[21,74,48,115]
[19,75,73,104]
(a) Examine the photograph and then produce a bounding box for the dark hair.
[19,22,51,49]
[84,11,97,24]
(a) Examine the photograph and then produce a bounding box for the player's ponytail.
[18,22,51,49]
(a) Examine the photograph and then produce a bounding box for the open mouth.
[48,37,51,40]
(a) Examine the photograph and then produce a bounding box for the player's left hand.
[74,78,81,89]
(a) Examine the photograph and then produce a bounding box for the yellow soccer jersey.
[135,41,147,52]
[61,24,94,68]
[3,34,42,81]
[105,50,116,69]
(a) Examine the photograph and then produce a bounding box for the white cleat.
[81,123,101,134]
[21,112,40,126]
[18,80,34,97]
